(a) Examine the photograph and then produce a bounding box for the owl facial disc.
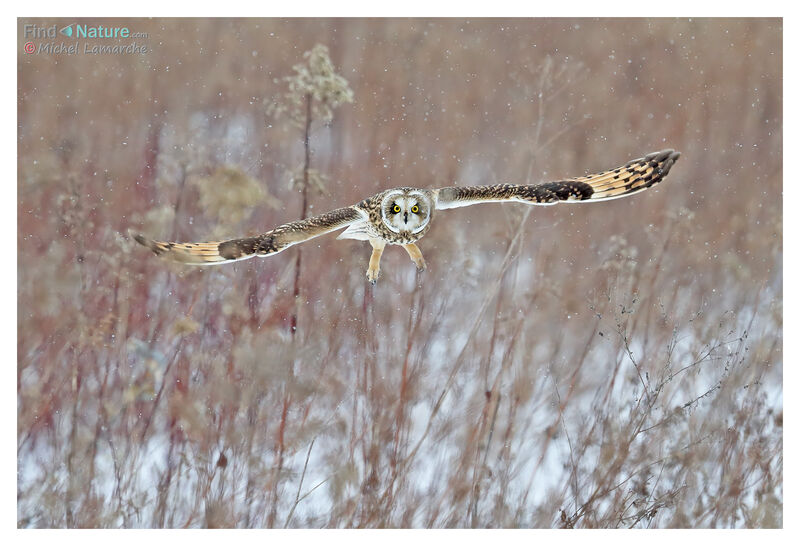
[380,189,431,235]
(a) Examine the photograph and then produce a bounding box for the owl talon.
[366,268,380,284]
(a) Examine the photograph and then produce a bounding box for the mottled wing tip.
[636,148,681,172]
[131,231,236,265]
[645,148,680,181]
[131,231,165,256]
[132,232,148,246]
[644,148,680,162]
[575,148,681,201]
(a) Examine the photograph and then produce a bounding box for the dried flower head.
[287,167,329,195]
[193,165,280,225]
[267,44,354,127]
[601,234,639,273]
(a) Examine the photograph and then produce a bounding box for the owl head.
[380,188,432,235]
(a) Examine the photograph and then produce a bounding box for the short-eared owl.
[134,149,680,283]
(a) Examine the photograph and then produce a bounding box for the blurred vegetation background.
[18,18,781,528]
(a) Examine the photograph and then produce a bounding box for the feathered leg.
[402,243,426,271]
[366,238,386,284]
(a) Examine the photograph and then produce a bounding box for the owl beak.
[404,212,408,224]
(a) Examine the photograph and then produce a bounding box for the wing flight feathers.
[134,206,363,265]
[435,149,680,210]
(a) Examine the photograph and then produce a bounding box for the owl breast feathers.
[134,149,680,284]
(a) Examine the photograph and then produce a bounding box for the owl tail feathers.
[131,232,243,265]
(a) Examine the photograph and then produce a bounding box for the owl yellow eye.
[392,204,401,213]
[411,205,419,214]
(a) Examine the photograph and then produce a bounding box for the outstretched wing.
[434,149,680,210]
[133,206,364,265]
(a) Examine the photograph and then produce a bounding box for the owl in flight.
[135,149,680,284]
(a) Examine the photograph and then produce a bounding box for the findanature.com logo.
[22,22,150,56]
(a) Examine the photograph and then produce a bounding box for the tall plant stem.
[270,93,313,528]
[289,93,313,338]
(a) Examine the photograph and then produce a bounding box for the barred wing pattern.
[434,149,680,210]
[133,206,364,265]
